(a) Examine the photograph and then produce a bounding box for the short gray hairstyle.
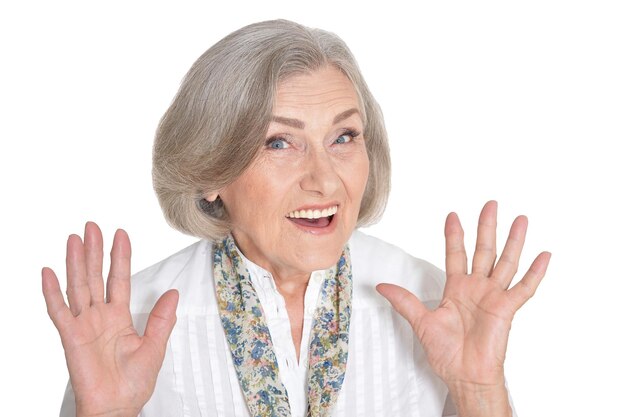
[153,19,391,240]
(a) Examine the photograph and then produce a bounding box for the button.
[259,275,272,289]
[312,272,323,283]
[307,306,317,315]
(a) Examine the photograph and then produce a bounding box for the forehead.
[274,66,361,114]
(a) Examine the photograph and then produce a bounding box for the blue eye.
[266,138,289,149]
[335,131,357,144]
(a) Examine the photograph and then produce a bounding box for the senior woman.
[42,19,550,417]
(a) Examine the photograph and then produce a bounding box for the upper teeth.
[287,205,338,219]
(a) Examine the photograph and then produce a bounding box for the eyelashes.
[265,137,290,150]
[335,129,361,144]
[264,129,362,150]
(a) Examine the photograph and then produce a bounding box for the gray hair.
[153,19,391,240]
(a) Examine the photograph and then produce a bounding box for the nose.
[299,148,341,197]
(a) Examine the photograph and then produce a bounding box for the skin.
[42,225,178,417]
[377,202,551,416]
[42,66,550,417]
[215,67,369,358]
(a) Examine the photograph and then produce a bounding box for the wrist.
[448,381,512,417]
[77,407,139,417]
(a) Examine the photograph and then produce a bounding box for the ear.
[204,192,219,202]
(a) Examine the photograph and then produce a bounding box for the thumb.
[376,283,428,331]
[143,289,179,351]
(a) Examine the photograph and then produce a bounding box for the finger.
[106,229,132,305]
[508,251,551,311]
[492,215,528,289]
[142,289,179,356]
[444,212,468,276]
[84,222,105,305]
[376,283,428,332]
[42,267,73,332]
[66,234,90,316]
[471,200,498,277]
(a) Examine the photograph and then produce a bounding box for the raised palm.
[378,201,550,390]
[42,223,178,417]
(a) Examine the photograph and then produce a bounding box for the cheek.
[349,151,370,198]
[227,168,291,221]
[337,151,369,224]
[220,178,260,224]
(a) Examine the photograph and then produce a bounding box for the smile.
[285,205,338,230]
[286,205,338,219]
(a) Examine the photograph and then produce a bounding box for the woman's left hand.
[377,201,550,416]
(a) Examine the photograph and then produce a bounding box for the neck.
[273,272,309,299]
[238,251,312,363]
[251,258,311,300]
[230,232,321,298]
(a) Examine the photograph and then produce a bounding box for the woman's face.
[217,66,370,279]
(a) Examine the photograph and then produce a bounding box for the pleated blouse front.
[61,230,463,417]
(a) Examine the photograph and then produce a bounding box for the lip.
[285,204,340,235]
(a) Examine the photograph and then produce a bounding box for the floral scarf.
[213,235,352,417]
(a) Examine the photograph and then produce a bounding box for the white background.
[1,1,624,416]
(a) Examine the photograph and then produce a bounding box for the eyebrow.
[270,107,361,129]
[270,115,305,129]
[333,108,360,124]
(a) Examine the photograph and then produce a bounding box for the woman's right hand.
[42,222,179,417]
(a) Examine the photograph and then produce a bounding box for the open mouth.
[286,205,338,228]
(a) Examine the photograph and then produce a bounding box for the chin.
[295,239,346,272]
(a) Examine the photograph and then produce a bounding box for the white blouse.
[60,230,516,417]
